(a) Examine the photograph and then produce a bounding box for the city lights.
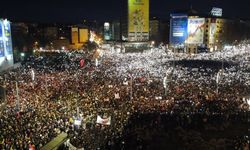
[0,0,250,149]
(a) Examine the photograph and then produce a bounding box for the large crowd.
[0,44,249,150]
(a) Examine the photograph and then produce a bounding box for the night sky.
[1,0,250,23]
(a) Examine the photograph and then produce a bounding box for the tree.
[83,41,99,52]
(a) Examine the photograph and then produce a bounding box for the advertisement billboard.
[186,18,205,44]
[0,19,14,71]
[2,20,13,55]
[211,7,222,17]
[170,14,188,45]
[104,22,111,40]
[0,21,4,57]
[71,27,79,44]
[209,23,216,44]
[79,28,88,43]
[128,0,149,41]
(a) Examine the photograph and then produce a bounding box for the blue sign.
[0,21,4,57]
[3,20,13,55]
[170,14,188,45]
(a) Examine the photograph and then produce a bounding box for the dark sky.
[1,0,250,23]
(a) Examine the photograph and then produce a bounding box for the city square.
[0,0,250,150]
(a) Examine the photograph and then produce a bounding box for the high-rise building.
[111,21,120,41]
[122,0,149,42]
[104,22,111,41]
[149,19,159,39]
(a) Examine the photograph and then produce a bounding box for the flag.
[31,69,35,81]
[80,59,85,68]
[115,93,120,99]
[216,72,220,84]
[96,115,111,125]
[123,81,128,85]
[74,119,81,126]
[29,144,35,150]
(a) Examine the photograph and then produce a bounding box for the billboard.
[170,14,188,45]
[2,20,13,55]
[0,21,4,57]
[128,0,149,41]
[186,18,205,44]
[71,27,79,44]
[79,28,88,43]
[209,23,216,44]
[104,22,111,40]
[0,19,14,71]
[211,7,222,17]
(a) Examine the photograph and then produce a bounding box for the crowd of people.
[0,44,249,150]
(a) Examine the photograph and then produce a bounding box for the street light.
[0,76,7,108]
[163,72,171,96]
[216,69,223,94]
[31,69,35,88]
[15,80,20,112]
[45,74,49,97]
[129,65,133,100]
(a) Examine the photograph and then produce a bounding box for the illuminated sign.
[128,0,149,41]
[71,27,79,44]
[0,21,4,57]
[186,18,205,44]
[104,22,111,40]
[2,19,13,55]
[211,7,222,17]
[79,28,88,43]
[0,19,14,71]
[170,14,188,45]
[209,23,216,44]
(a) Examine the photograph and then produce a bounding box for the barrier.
[41,132,68,150]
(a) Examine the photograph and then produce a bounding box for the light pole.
[216,69,222,94]
[130,75,133,100]
[31,69,35,89]
[3,75,6,103]
[15,80,20,112]
[220,47,225,71]
[163,76,167,96]
[45,74,49,97]
[74,70,80,119]
[0,77,7,111]
[129,65,133,100]
[163,72,171,96]
[76,94,80,119]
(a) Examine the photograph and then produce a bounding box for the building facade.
[0,19,14,71]
[169,12,250,53]
[149,19,159,42]
[70,26,89,49]
[122,0,149,42]
[111,21,121,41]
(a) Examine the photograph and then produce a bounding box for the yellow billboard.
[71,27,78,44]
[79,29,89,43]
[128,0,149,40]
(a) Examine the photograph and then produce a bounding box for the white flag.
[74,119,81,126]
[96,115,111,125]
[115,93,120,99]
[31,69,35,81]
[123,81,128,85]
[216,71,221,84]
